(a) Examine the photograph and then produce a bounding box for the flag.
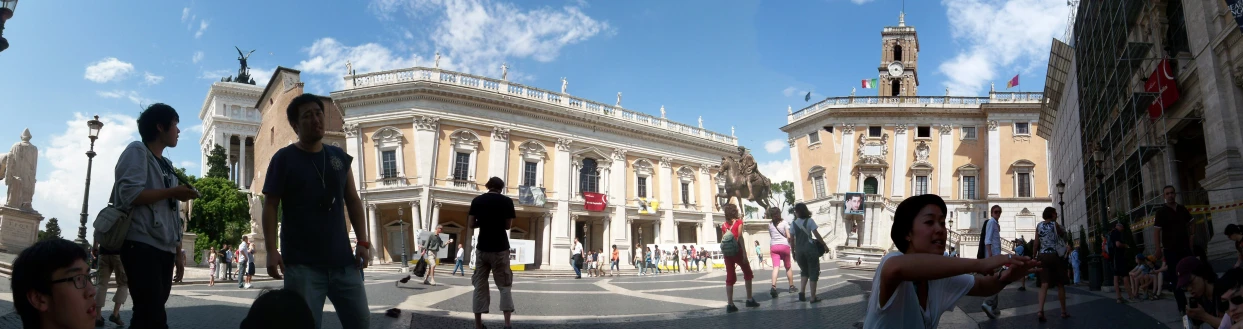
[1006,74,1020,89]
[804,92,811,101]
[861,78,878,89]
[638,198,660,214]
[582,192,607,211]
[1145,59,1180,119]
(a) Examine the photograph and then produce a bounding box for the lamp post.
[398,207,408,268]
[0,0,17,53]
[75,116,104,250]
[1057,179,1066,228]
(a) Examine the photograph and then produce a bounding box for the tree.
[769,181,796,215]
[743,205,759,219]
[188,177,250,265]
[38,218,62,241]
[1077,226,1090,257]
[205,144,230,179]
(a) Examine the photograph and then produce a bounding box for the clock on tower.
[879,12,920,97]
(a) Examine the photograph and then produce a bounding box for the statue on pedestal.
[716,147,773,210]
[501,63,508,80]
[0,129,38,211]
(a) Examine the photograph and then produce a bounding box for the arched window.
[893,45,903,62]
[580,158,599,193]
[891,79,901,96]
[864,177,879,195]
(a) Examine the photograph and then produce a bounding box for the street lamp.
[0,0,17,53]
[1057,179,1066,228]
[398,207,408,268]
[1089,147,1107,291]
[75,116,104,250]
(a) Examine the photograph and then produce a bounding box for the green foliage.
[769,181,796,215]
[187,177,251,266]
[205,144,230,179]
[743,205,759,219]
[1078,226,1091,257]
[38,218,62,241]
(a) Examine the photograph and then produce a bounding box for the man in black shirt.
[262,93,371,329]
[470,177,516,329]
[1110,222,1131,303]
[1155,185,1193,313]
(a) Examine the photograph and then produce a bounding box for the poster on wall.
[415,230,451,259]
[638,198,660,214]
[583,192,608,211]
[518,186,547,207]
[843,192,866,216]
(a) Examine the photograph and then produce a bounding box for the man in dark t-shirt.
[469,177,517,329]
[1154,185,1193,314]
[261,94,370,329]
[1109,222,1131,303]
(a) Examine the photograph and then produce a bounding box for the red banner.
[1145,59,1180,119]
[582,192,608,211]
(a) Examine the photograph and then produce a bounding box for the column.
[891,125,909,198]
[611,149,628,247]
[987,120,1001,198]
[410,200,423,244]
[789,137,806,201]
[413,116,440,186]
[698,165,716,244]
[542,212,553,267]
[938,124,953,196]
[837,125,856,193]
[659,157,676,243]
[367,203,380,263]
[488,128,510,184]
[552,138,573,269]
[239,136,248,188]
[223,132,233,183]
[430,202,443,232]
[345,124,362,191]
[602,215,612,252]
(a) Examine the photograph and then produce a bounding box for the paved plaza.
[0,262,1189,328]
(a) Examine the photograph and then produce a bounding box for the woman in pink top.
[721,204,759,312]
[767,207,796,298]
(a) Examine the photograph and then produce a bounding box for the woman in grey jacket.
[114,104,200,328]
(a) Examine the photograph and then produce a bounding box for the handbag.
[94,183,135,252]
[413,255,428,277]
[796,218,827,257]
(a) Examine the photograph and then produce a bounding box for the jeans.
[452,258,466,275]
[610,260,619,272]
[223,261,233,280]
[571,255,582,277]
[1164,248,1191,313]
[120,241,174,329]
[238,262,246,288]
[1072,265,1081,284]
[284,264,371,329]
[639,260,647,275]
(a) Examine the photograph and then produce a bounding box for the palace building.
[780,14,1052,268]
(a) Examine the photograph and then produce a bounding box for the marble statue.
[0,129,38,210]
[787,106,792,115]
[945,87,950,96]
[731,126,735,137]
[434,52,441,69]
[698,116,703,128]
[660,105,666,118]
[249,194,263,234]
[346,60,353,75]
[616,92,622,106]
[990,83,995,93]
[851,87,856,97]
[501,63,508,80]
[561,77,568,94]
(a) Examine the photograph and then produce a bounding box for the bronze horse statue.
[717,155,773,211]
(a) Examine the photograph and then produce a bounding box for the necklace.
[305,143,327,189]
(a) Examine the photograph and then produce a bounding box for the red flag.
[1145,59,1180,119]
[582,192,608,211]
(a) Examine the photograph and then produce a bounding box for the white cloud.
[199,69,233,80]
[248,66,275,86]
[850,0,875,4]
[84,58,134,83]
[96,90,153,105]
[28,113,141,241]
[143,72,164,85]
[939,0,1068,95]
[185,124,204,134]
[296,38,424,90]
[782,86,799,97]
[758,159,795,185]
[178,161,198,169]
[181,7,191,22]
[366,0,610,77]
[764,139,786,154]
[192,51,204,64]
[195,19,209,38]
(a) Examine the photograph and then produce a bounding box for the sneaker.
[109,313,125,326]
[726,304,739,313]
[789,286,798,293]
[770,287,778,298]
[981,303,998,319]
[95,317,104,327]
[745,299,760,307]
[244,283,252,289]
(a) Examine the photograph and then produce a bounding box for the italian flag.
[861,78,878,89]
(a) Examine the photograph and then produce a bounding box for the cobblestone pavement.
[0,262,1185,328]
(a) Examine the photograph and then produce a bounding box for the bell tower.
[879,12,920,97]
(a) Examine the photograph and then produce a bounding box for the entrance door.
[446,232,459,262]
[386,229,403,263]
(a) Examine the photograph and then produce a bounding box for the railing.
[788,92,1046,124]
[366,176,410,189]
[344,67,738,145]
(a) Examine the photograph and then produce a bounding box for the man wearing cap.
[1154,185,1194,314]
[1179,257,1227,328]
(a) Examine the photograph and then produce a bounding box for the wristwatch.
[357,241,371,249]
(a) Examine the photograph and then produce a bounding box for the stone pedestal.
[247,233,267,268]
[0,206,42,253]
[181,232,197,264]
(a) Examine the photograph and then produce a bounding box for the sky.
[0,0,1071,238]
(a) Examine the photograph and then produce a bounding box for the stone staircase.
[835,245,888,270]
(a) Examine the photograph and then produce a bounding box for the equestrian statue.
[717,146,773,211]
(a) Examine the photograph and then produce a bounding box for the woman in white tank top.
[767,207,797,298]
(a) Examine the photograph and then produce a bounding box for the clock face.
[888,62,903,76]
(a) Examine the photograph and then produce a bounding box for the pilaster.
[838,125,856,193]
[366,203,380,263]
[891,125,908,199]
[488,127,510,184]
[659,157,676,244]
[413,115,440,186]
[789,138,806,201]
[938,124,953,196]
[987,120,1001,198]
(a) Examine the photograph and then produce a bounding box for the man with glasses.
[12,238,100,329]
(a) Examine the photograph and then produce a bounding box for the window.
[580,158,599,193]
[962,126,978,140]
[869,126,882,137]
[894,45,903,62]
[915,176,929,195]
[813,176,827,199]
[1018,173,1032,197]
[962,176,977,200]
[637,177,648,198]
[917,126,931,138]
[523,161,538,187]
[381,150,397,179]
[864,177,879,194]
[453,152,471,181]
[808,131,820,144]
[823,126,834,133]
[1015,122,1030,135]
[681,182,690,205]
[890,79,901,96]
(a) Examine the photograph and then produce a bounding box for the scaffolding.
[1069,0,1193,243]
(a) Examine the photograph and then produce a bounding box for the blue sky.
[0,0,1070,236]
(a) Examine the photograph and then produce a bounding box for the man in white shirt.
[980,205,1003,318]
[571,238,584,279]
